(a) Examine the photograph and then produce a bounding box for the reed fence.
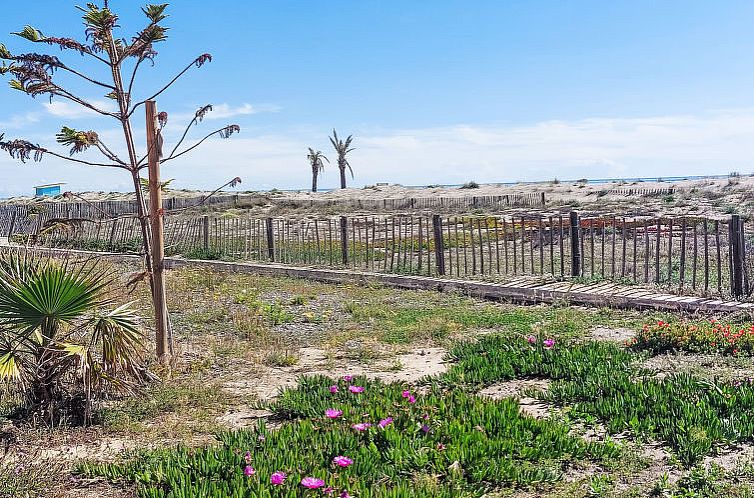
[21,211,754,300]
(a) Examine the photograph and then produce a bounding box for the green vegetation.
[78,375,620,497]
[443,334,754,466]
[0,252,147,425]
[632,320,754,356]
[654,462,754,497]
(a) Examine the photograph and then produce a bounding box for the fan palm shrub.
[0,252,148,425]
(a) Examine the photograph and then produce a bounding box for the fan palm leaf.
[0,251,146,424]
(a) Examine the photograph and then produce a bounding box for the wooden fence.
[0,192,546,238]
[278,193,547,211]
[0,194,242,237]
[27,211,754,300]
[604,187,677,197]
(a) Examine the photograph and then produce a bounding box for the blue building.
[34,183,64,197]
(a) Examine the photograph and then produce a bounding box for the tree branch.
[52,85,120,118]
[165,105,212,160]
[157,125,240,166]
[127,54,211,118]
[44,149,127,168]
[125,56,145,107]
[57,63,116,90]
[94,139,128,166]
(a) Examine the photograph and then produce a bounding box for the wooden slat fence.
[28,211,754,300]
[280,193,546,211]
[604,187,677,197]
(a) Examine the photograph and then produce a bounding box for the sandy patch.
[219,347,448,428]
[224,346,447,400]
[590,327,635,342]
[477,378,552,418]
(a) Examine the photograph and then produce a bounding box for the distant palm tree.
[329,129,355,189]
[307,148,329,193]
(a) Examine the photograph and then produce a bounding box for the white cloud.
[169,103,280,123]
[44,99,117,119]
[3,108,754,197]
[0,112,41,129]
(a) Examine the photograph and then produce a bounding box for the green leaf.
[0,350,21,381]
[12,25,44,42]
[142,4,169,23]
[9,80,25,92]
[0,44,11,59]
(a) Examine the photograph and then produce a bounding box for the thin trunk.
[312,169,318,193]
[339,161,347,189]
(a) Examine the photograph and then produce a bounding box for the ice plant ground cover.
[631,320,754,355]
[77,330,754,496]
[76,372,621,497]
[443,334,754,466]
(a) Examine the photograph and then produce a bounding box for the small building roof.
[34,183,66,189]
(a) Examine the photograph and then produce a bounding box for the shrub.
[0,251,149,425]
[631,320,754,355]
[459,181,480,189]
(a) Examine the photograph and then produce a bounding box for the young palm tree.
[0,252,147,425]
[307,148,329,193]
[329,129,355,189]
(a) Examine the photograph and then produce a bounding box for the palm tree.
[329,129,355,189]
[0,252,148,425]
[307,148,329,193]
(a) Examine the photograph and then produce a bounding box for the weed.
[263,349,300,367]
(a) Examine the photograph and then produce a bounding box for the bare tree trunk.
[340,164,347,189]
[146,100,171,361]
[312,170,318,193]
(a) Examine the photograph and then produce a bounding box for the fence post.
[7,211,16,239]
[340,216,349,265]
[541,192,546,206]
[265,217,275,261]
[570,211,581,277]
[202,215,210,252]
[731,214,745,299]
[432,214,446,276]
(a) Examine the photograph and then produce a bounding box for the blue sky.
[1,1,754,197]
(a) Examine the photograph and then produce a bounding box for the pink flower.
[527,335,537,344]
[421,424,430,433]
[332,455,353,467]
[325,408,343,419]
[378,417,393,428]
[340,492,352,498]
[243,465,255,476]
[543,338,555,349]
[402,390,416,403]
[342,375,353,382]
[244,451,252,464]
[348,385,365,393]
[329,385,339,393]
[270,471,286,485]
[436,443,446,451]
[323,487,335,495]
[301,477,326,489]
[408,395,416,404]
[402,390,411,398]
[352,422,372,431]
